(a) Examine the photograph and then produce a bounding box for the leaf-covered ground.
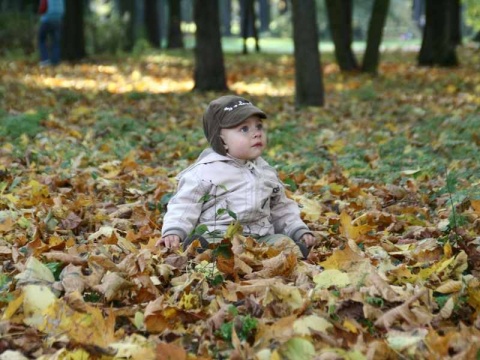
[1,47,480,359]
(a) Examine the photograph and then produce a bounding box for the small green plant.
[366,296,384,308]
[0,273,12,303]
[217,307,258,345]
[45,262,63,281]
[436,170,474,245]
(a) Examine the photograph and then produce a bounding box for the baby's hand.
[156,235,181,250]
[301,233,316,247]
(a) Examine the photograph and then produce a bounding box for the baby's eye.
[239,126,249,133]
[256,123,264,131]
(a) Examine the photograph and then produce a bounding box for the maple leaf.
[339,210,375,242]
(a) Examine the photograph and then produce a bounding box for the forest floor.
[0,46,480,359]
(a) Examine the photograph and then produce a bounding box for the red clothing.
[38,0,47,14]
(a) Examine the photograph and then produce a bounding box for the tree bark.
[258,0,270,33]
[325,0,359,71]
[167,0,184,48]
[145,0,161,48]
[193,0,228,91]
[418,0,458,67]
[291,0,324,107]
[219,0,232,36]
[450,0,461,46]
[361,0,390,74]
[118,0,136,52]
[62,0,86,61]
[241,0,260,54]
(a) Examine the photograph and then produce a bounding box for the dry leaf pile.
[1,49,480,359]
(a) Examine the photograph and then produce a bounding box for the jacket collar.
[176,148,267,179]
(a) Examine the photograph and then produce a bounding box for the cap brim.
[220,106,267,128]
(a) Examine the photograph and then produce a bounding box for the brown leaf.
[60,263,85,293]
[156,342,187,360]
[94,271,134,302]
[60,211,82,230]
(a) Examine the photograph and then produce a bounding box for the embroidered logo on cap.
[223,100,251,112]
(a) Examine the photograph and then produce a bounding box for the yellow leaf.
[471,200,480,215]
[0,216,14,232]
[444,242,453,258]
[293,196,323,221]
[313,269,351,289]
[279,337,315,360]
[225,221,242,239]
[110,334,156,359]
[178,292,200,310]
[2,292,24,320]
[327,139,346,154]
[134,311,145,331]
[319,243,366,272]
[293,315,332,335]
[23,285,57,327]
[343,319,358,333]
[467,287,480,310]
[445,84,457,93]
[39,299,116,348]
[340,211,373,241]
[28,180,49,198]
[269,283,304,311]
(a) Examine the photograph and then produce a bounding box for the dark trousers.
[38,19,63,65]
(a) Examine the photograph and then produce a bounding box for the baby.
[157,95,315,256]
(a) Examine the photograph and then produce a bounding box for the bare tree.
[418,0,458,67]
[145,0,161,48]
[193,0,227,91]
[362,0,390,74]
[240,0,260,54]
[62,0,86,61]
[325,0,358,71]
[167,0,184,49]
[291,0,324,107]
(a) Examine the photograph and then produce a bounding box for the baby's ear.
[220,136,228,150]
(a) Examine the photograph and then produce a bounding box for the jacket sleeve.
[270,179,312,242]
[161,169,210,242]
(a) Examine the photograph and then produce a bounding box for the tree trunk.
[62,0,86,61]
[291,0,324,107]
[325,0,359,71]
[118,0,136,52]
[219,0,232,36]
[418,0,458,67]
[145,0,161,48]
[241,0,260,54]
[193,0,228,91]
[167,0,184,48]
[258,0,270,33]
[361,0,390,74]
[450,0,461,46]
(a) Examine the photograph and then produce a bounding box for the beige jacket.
[161,149,311,242]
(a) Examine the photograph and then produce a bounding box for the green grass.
[0,110,47,141]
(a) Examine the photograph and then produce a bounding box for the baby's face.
[220,116,267,160]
